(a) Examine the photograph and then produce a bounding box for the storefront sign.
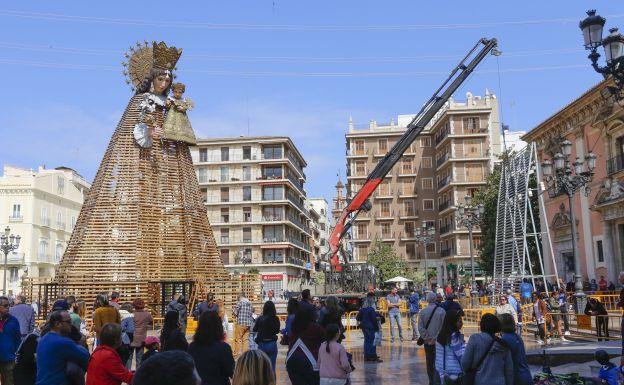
[262,274,283,281]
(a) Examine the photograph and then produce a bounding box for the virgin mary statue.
[56,42,226,303]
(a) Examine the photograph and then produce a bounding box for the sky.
[0,1,622,203]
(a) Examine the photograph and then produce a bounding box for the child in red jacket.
[87,323,134,385]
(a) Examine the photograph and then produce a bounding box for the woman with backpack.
[435,310,465,385]
[461,314,513,385]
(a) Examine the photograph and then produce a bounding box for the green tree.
[472,163,501,276]
[367,239,406,286]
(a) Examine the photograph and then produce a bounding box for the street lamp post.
[0,227,20,296]
[455,196,484,298]
[414,225,436,290]
[579,10,624,100]
[541,141,596,311]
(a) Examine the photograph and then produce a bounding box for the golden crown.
[153,41,182,71]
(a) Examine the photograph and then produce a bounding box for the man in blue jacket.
[0,295,22,385]
[35,310,89,385]
[408,289,420,341]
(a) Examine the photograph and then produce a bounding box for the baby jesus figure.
[163,82,197,145]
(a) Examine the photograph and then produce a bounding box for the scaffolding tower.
[493,141,558,293]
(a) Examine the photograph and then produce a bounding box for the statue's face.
[152,74,171,95]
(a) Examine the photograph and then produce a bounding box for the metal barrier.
[541,312,623,340]
[588,294,621,311]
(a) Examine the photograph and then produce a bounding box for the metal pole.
[424,240,429,291]
[568,192,587,312]
[468,225,476,293]
[2,250,7,296]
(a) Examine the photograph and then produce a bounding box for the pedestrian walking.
[585,297,609,341]
[188,311,235,385]
[86,323,134,385]
[160,310,188,352]
[92,294,120,343]
[35,310,89,385]
[408,289,420,341]
[0,296,21,385]
[618,272,624,354]
[299,289,318,321]
[499,314,532,385]
[435,309,465,385]
[319,297,344,342]
[418,292,446,385]
[129,299,152,368]
[140,336,159,365]
[386,287,404,343]
[10,295,35,339]
[133,350,201,385]
[253,301,280,372]
[520,279,532,305]
[461,314,513,385]
[557,288,570,336]
[494,295,518,325]
[109,292,121,310]
[193,293,219,319]
[441,293,463,315]
[318,324,352,385]
[286,307,326,385]
[167,294,188,333]
[14,326,40,385]
[356,294,383,363]
[532,292,549,345]
[232,349,275,385]
[233,293,254,356]
[119,303,135,369]
[281,298,299,345]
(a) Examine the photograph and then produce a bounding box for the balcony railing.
[56,221,66,230]
[437,176,451,189]
[438,200,451,211]
[8,215,23,222]
[197,154,259,162]
[40,218,51,227]
[435,127,450,145]
[377,210,394,218]
[607,155,624,175]
[440,249,453,258]
[440,224,453,234]
[436,153,449,168]
[400,208,418,217]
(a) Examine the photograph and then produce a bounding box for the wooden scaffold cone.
[49,41,239,317]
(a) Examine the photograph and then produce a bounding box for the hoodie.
[461,332,513,385]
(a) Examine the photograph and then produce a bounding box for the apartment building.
[305,198,330,269]
[191,137,312,297]
[344,91,501,282]
[0,165,90,294]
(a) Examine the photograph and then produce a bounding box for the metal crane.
[329,38,499,274]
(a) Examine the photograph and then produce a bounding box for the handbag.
[417,304,440,346]
[462,337,496,385]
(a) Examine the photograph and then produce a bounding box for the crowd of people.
[0,276,620,385]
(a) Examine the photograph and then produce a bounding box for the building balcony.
[399,209,418,219]
[346,148,370,158]
[375,210,395,220]
[4,252,25,266]
[607,155,624,175]
[440,224,453,235]
[380,232,395,242]
[436,153,450,168]
[399,232,416,241]
[56,221,66,230]
[437,176,451,189]
[438,200,451,212]
[374,190,394,199]
[434,128,450,146]
[37,254,54,264]
[8,215,23,222]
[40,218,51,228]
[351,234,371,242]
[440,249,453,258]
